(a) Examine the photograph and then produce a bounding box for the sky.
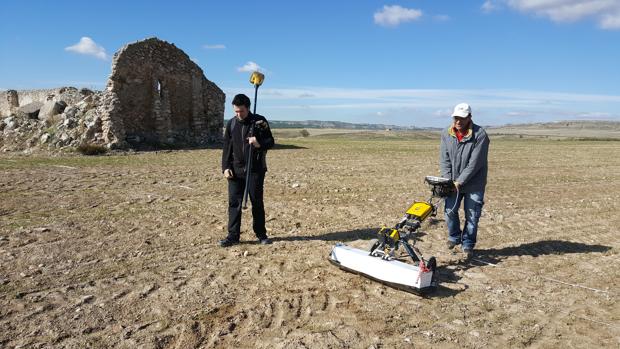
[1,0,619,127]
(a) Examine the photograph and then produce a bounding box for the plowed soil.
[1,131,618,348]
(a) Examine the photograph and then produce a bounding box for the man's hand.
[224,169,234,179]
[453,181,461,191]
[248,136,261,148]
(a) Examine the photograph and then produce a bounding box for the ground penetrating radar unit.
[329,176,455,294]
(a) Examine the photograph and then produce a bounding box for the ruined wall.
[0,90,20,116]
[1,89,58,116]
[1,37,224,152]
[103,37,225,147]
[0,88,91,117]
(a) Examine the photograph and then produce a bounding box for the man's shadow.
[275,227,613,298]
[271,144,307,150]
[437,239,612,297]
[475,240,611,264]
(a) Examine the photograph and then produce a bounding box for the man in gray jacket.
[440,103,490,259]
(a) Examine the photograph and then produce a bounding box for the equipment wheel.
[367,239,379,253]
[426,256,438,287]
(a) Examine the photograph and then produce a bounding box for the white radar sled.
[328,176,455,294]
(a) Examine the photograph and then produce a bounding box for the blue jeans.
[444,191,485,250]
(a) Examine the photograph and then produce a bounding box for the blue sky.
[1,0,619,127]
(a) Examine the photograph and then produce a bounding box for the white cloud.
[434,108,452,118]
[600,12,620,29]
[203,44,226,49]
[575,111,616,119]
[374,5,423,27]
[504,110,538,117]
[502,0,620,29]
[65,37,108,60]
[482,1,498,12]
[262,90,284,97]
[237,61,265,73]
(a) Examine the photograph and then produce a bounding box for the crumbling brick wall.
[1,37,224,151]
[103,37,225,148]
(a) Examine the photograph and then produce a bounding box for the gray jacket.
[439,123,490,193]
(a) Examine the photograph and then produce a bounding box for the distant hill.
[489,120,620,130]
[487,120,620,139]
[269,120,418,130]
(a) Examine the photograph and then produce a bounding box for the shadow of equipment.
[272,228,378,243]
[272,226,431,243]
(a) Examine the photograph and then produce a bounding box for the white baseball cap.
[452,103,472,118]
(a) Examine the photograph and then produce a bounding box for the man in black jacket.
[220,94,275,247]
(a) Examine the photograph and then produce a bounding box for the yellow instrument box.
[405,202,433,221]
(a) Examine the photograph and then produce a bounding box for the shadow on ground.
[97,142,306,154]
[272,227,379,242]
[436,239,613,298]
[476,239,612,264]
[272,143,308,150]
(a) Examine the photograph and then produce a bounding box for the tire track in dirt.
[202,291,347,346]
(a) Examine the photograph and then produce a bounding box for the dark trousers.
[226,171,267,241]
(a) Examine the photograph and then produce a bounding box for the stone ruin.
[0,37,225,152]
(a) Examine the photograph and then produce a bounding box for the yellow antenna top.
[250,71,265,87]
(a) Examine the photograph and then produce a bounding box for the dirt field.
[1,131,618,348]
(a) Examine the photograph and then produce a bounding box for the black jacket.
[222,113,274,177]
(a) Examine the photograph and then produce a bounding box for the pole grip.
[242,131,253,209]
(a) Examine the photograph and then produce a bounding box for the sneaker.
[219,238,239,248]
[463,248,474,259]
[259,237,272,245]
[446,240,458,250]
